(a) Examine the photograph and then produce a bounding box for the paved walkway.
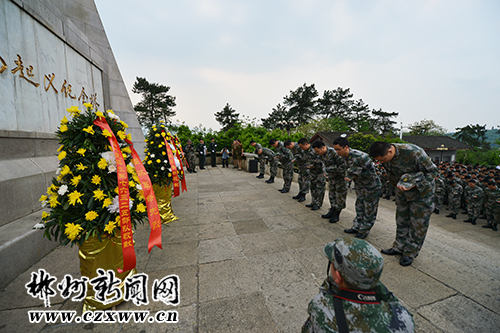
[1,166,499,332]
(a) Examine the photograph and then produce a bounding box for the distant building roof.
[310,132,472,150]
[401,136,472,150]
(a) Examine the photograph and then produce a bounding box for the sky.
[95,0,500,133]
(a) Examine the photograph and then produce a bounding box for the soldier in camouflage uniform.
[483,181,500,231]
[313,141,347,223]
[463,179,484,225]
[270,139,294,193]
[334,137,381,240]
[183,139,197,173]
[285,139,311,203]
[370,141,438,267]
[300,139,325,210]
[250,141,267,178]
[446,176,462,219]
[255,146,278,183]
[302,237,414,333]
[434,174,445,214]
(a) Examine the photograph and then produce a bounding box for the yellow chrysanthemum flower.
[126,165,134,174]
[102,197,112,208]
[158,144,163,148]
[122,153,127,159]
[70,175,82,186]
[95,111,104,118]
[104,220,117,234]
[39,195,48,202]
[121,121,129,129]
[60,116,69,124]
[85,211,99,221]
[58,151,67,160]
[137,191,145,201]
[126,133,132,141]
[168,173,172,177]
[64,223,83,241]
[114,187,119,194]
[162,151,166,155]
[93,189,106,201]
[83,102,93,109]
[102,129,112,138]
[60,165,71,176]
[83,125,95,135]
[57,145,64,152]
[41,211,50,220]
[155,133,160,137]
[122,147,131,154]
[161,132,166,137]
[76,163,87,171]
[66,106,81,117]
[129,181,135,188]
[156,159,161,163]
[115,216,121,226]
[133,174,140,183]
[60,124,68,132]
[117,131,126,140]
[147,160,152,165]
[68,191,84,206]
[135,203,146,213]
[91,175,101,185]
[48,195,60,208]
[47,184,58,195]
[77,148,86,156]
[150,141,154,144]
[98,158,108,169]
[107,109,115,114]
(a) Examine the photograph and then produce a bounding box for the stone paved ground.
[1,166,499,332]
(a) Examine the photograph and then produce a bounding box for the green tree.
[296,117,349,138]
[350,99,371,132]
[317,87,354,123]
[132,77,176,128]
[371,109,399,136]
[215,103,240,131]
[453,124,490,149]
[407,119,447,136]
[283,83,318,125]
[348,133,377,153]
[261,103,288,130]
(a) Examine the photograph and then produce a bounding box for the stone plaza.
[1,166,499,332]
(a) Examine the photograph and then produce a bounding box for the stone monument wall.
[0,0,145,288]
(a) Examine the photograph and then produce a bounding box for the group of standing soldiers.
[431,162,500,231]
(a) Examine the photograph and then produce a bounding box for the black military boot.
[482,224,493,229]
[464,218,473,223]
[292,193,302,199]
[265,176,274,183]
[329,210,341,223]
[471,219,476,225]
[452,214,457,219]
[256,173,264,179]
[434,209,440,214]
[321,208,335,219]
[445,213,454,218]
[493,224,498,231]
[297,193,306,202]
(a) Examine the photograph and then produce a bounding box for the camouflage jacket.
[345,149,380,189]
[302,146,325,175]
[381,144,438,198]
[276,141,293,164]
[303,277,414,333]
[184,143,195,157]
[289,142,307,165]
[260,147,276,159]
[466,186,484,203]
[435,177,445,193]
[320,148,346,178]
[485,186,500,208]
[449,183,463,198]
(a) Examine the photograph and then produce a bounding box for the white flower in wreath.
[150,154,155,158]
[107,111,121,122]
[101,151,117,173]
[57,184,68,196]
[136,183,143,191]
[107,196,134,214]
[161,167,165,171]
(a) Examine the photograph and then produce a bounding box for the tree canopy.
[406,119,447,136]
[215,103,240,131]
[132,77,176,128]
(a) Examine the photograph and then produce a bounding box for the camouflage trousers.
[310,172,326,207]
[448,194,461,214]
[259,157,267,174]
[297,164,311,195]
[327,173,347,211]
[268,158,278,177]
[467,200,482,219]
[434,191,444,211]
[186,154,196,171]
[352,184,381,235]
[281,161,294,191]
[393,188,434,258]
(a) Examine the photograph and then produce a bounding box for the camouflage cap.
[397,173,422,189]
[324,237,383,290]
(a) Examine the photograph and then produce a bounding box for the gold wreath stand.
[79,233,136,312]
[153,183,178,224]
